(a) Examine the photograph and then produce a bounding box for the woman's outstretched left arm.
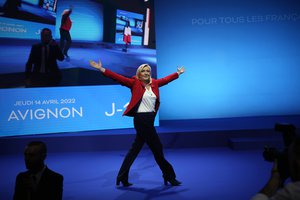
[157,66,185,87]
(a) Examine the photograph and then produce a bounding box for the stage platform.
[1,115,299,200]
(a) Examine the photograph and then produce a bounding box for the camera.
[263,123,296,183]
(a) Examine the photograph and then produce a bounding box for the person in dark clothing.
[13,141,63,200]
[25,28,64,87]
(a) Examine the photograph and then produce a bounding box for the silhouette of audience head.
[40,28,53,45]
[24,141,47,173]
[14,141,63,200]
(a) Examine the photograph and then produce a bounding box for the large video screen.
[0,0,157,137]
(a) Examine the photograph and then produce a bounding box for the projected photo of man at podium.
[25,28,64,88]
[89,59,185,187]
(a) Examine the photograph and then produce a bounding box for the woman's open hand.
[177,66,185,75]
[89,60,105,72]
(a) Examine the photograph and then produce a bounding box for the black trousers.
[117,112,176,180]
[59,29,71,56]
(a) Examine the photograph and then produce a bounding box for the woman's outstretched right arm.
[89,59,134,87]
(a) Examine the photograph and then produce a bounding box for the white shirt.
[137,87,157,113]
[124,26,131,36]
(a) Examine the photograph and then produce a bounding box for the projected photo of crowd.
[0,0,156,88]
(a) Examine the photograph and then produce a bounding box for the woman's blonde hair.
[136,64,151,79]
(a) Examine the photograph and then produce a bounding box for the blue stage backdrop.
[156,0,300,120]
[2,0,299,137]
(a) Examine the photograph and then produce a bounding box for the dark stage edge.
[1,115,299,154]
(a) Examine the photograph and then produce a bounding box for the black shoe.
[164,178,182,186]
[116,178,133,187]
